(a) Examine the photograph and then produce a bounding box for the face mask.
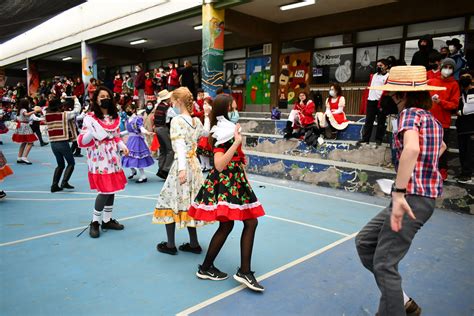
[126,111,133,116]
[428,64,439,71]
[460,78,472,88]
[376,67,383,74]
[329,90,336,97]
[441,68,453,78]
[173,105,181,115]
[420,45,427,50]
[440,52,448,59]
[448,45,456,54]
[147,105,153,110]
[99,98,112,109]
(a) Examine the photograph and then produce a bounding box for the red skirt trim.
[12,133,38,143]
[0,165,13,180]
[88,171,127,194]
[197,136,212,151]
[188,201,265,222]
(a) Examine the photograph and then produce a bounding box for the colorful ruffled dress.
[77,113,127,194]
[12,109,38,143]
[121,115,154,168]
[189,117,265,222]
[0,150,13,181]
[152,115,209,228]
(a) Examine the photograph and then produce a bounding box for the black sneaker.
[89,221,100,238]
[61,183,74,189]
[405,298,422,316]
[179,243,202,254]
[73,153,84,157]
[196,264,228,281]
[156,241,177,255]
[233,269,264,292]
[0,190,6,200]
[101,219,124,230]
[156,170,168,180]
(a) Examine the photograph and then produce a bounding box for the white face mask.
[329,90,336,97]
[441,68,453,78]
[448,45,456,54]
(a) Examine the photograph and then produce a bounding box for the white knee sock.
[403,291,410,305]
[103,206,112,223]
[201,156,210,169]
[92,210,102,223]
[138,168,146,180]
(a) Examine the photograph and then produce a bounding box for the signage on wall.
[312,47,353,84]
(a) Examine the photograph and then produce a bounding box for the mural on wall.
[278,52,311,108]
[201,4,225,97]
[224,59,246,87]
[81,41,97,85]
[27,61,39,97]
[312,47,353,84]
[245,57,271,105]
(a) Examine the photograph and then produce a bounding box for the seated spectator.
[315,83,349,139]
[284,91,315,139]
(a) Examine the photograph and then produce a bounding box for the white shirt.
[368,73,389,101]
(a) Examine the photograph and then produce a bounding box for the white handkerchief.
[84,116,108,141]
[211,116,236,146]
[377,179,394,195]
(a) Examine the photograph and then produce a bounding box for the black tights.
[95,194,114,211]
[202,219,258,274]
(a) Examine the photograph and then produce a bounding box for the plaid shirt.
[394,107,443,198]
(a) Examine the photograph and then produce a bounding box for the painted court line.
[266,215,349,237]
[5,190,158,200]
[250,179,385,209]
[177,232,358,316]
[0,212,153,247]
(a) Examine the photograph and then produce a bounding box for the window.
[282,38,313,53]
[404,34,465,65]
[357,26,403,43]
[147,61,162,70]
[470,15,474,30]
[407,17,465,37]
[314,35,344,49]
[120,65,132,74]
[248,45,264,57]
[224,48,246,61]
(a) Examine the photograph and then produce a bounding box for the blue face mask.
[173,106,181,115]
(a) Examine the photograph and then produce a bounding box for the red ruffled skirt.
[88,171,127,194]
[12,133,38,143]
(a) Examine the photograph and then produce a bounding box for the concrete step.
[245,150,473,214]
[239,117,459,149]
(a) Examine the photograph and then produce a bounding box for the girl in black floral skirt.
[189,94,265,292]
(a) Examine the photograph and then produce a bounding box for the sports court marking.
[266,215,350,237]
[176,232,358,316]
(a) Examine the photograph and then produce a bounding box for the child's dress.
[0,150,13,181]
[121,115,154,169]
[152,115,210,228]
[12,109,37,143]
[189,117,265,222]
[77,113,127,194]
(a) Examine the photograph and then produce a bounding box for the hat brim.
[157,93,172,102]
[369,84,446,91]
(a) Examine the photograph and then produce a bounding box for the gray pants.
[155,126,174,173]
[355,195,435,316]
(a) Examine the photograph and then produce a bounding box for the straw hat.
[157,89,172,102]
[369,66,446,91]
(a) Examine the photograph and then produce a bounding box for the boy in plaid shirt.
[355,66,447,316]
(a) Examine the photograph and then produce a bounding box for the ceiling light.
[280,0,315,11]
[22,67,27,71]
[130,39,147,45]
[204,0,214,4]
[62,56,72,61]
[194,25,203,30]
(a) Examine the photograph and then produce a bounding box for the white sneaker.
[317,137,324,146]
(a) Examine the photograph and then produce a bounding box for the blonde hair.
[171,87,194,113]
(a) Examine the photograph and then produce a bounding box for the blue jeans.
[51,141,75,169]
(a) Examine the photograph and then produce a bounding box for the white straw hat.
[369,66,446,91]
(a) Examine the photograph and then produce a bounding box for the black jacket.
[411,35,437,68]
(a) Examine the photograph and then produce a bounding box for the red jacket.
[144,78,154,95]
[296,100,315,126]
[73,82,84,97]
[428,76,460,128]
[113,79,123,94]
[168,68,179,87]
[426,70,441,80]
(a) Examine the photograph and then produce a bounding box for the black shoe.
[89,221,100,238]
[156,170,168,180]
[17,159,25,164]
[405,298,422,316]
[356,140,368,146]
[196,264,228,280]
[0,141,3,145]
[233,269,264,292]
[73,153,83,157]
[101,219,124,230]
[51,184,63,193]
[40,142,49,147]
[136,178,147,183]
[156,241,177,255]
[61,183,74,189]
[0,191,6,200]
[179,243,202,254]
[127,173,136,179]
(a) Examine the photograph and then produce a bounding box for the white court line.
[177,232,358,316]
[5,190,157,200]
[265,215,349,237]
[0,212,153,247]
[250,179,385,209]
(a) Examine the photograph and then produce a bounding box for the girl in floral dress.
[77,86,129,238]
[189,94,265,292]
[12,98,40,164]
[152,87,210,255]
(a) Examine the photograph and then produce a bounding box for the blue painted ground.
[0,132,472,316]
